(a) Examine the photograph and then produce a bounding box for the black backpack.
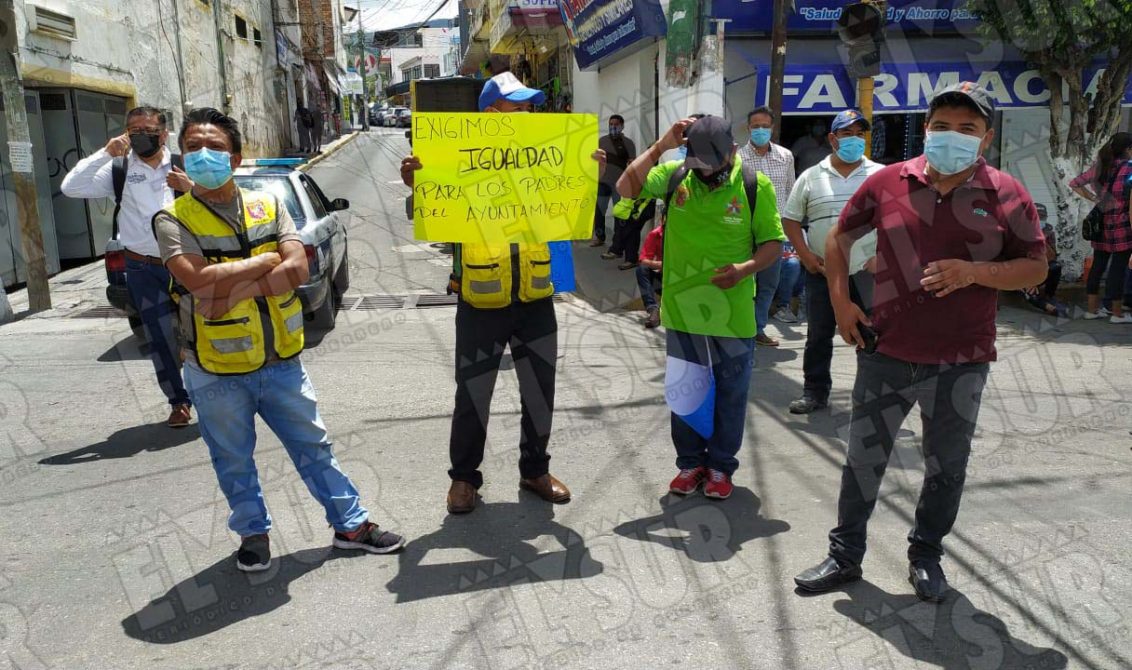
[111,153,185,238]
[662,158,760,226]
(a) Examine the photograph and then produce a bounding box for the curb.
[299,131,361,171]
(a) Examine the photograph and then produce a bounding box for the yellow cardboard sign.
[411,112,599,244]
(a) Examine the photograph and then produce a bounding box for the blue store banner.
[559,0,667,70]
[714,0,981,34]
[755,62,1132,114]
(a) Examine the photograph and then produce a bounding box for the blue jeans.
[125,258,189,407]
[636,265,661,310]
[183,359,368,537]
[774,256,805,304]
[667,330,755,476]
[754,258,783,335]
[828,351,989,566]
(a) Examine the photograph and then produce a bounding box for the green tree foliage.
[968,0,1132,160]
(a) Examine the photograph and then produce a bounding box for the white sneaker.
[1084,310,1107,320]
[1100,307,1113,316]
[773,306,797,323]
[1110,314,1132,324]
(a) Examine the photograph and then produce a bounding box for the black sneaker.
[332,521,405,554]
[236,534,271,572]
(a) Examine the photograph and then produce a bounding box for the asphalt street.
[1,131,1130,669]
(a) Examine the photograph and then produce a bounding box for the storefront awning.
[385,80,411,97]
[323,63,343,95]
[489,0,565,54]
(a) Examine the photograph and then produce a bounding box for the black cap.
[930,81,995,124]
[683,115,734,171]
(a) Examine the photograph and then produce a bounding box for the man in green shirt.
[618,115,785,499]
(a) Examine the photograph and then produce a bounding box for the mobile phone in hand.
[858,324,879,354]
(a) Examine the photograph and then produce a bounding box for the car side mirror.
[330,198,350,211]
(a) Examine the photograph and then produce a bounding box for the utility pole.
[357,28,369,131]
[0,1,49,311]
[768,0,790,142]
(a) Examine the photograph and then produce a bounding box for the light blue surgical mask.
[924,130,983,176]
[750,127,772,147]
[676,145,687,159]
[184,147,234,190]
[835,136,866,163]
[609,126,623,136]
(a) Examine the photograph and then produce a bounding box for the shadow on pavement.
[121,547,352,644]
[39,423,200,465]
[612,487,790,563]
[824,580,1069,669]
[386,499,602,603]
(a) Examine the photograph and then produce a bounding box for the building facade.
[0,0,352,287]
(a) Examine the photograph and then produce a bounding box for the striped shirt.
[738,141,795,213]
[783,155,884,274]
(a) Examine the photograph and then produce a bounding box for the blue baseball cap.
[478,72,546,111]
[831,109,871,133]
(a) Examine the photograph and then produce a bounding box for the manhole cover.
[414,294,458,308]
[349,295,406,310]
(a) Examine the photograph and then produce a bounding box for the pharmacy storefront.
[714,0,1132,213]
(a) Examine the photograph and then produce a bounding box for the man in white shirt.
[781,109,883,414]
[738,106,796,347]
[62,106,195,427]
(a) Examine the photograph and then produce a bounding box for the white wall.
[571,42,659,151]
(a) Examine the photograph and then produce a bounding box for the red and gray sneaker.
[703,469,734,500]
[669,466,707,495]
[332,521,405,554]
[236,534,271,572]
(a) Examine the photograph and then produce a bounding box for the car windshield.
[233,175,306,227]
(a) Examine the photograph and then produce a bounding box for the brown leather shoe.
[447,481,476,514]
[519,474,571,503]
[168,404,192,428]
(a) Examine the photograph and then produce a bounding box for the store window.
[424,64,440,79]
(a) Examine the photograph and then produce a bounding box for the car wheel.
[127,315,146,341]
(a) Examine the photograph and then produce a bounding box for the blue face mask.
[750,127,772,146]
[609,126,623,136]
[924,131,983,176]
[675,146,687,159]
[184,147,234,190]
[835,136,866,163]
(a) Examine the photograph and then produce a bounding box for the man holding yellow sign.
[401,71,607,515]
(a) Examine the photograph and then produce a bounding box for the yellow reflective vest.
[457,242,554,309]
[162,190,304,375]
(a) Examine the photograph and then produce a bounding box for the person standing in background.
[311,105,325,153]
[294,104,313,154]
[738,106,795,347]
[780,109,884,415]
[61,106,195,428]
[592,114,636,247]
[1069,132,1132,322]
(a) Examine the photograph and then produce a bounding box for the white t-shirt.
[783,156,884,275]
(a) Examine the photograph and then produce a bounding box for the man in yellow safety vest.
[401,71,607,514]
[154,107,404,572]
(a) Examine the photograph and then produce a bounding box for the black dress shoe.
[909,561,948,603]
[794,556,863,593]
[789,395,829,414]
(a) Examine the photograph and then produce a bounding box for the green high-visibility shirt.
[640,157,785,338]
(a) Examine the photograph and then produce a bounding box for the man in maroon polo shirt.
[793,83,1048,602]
